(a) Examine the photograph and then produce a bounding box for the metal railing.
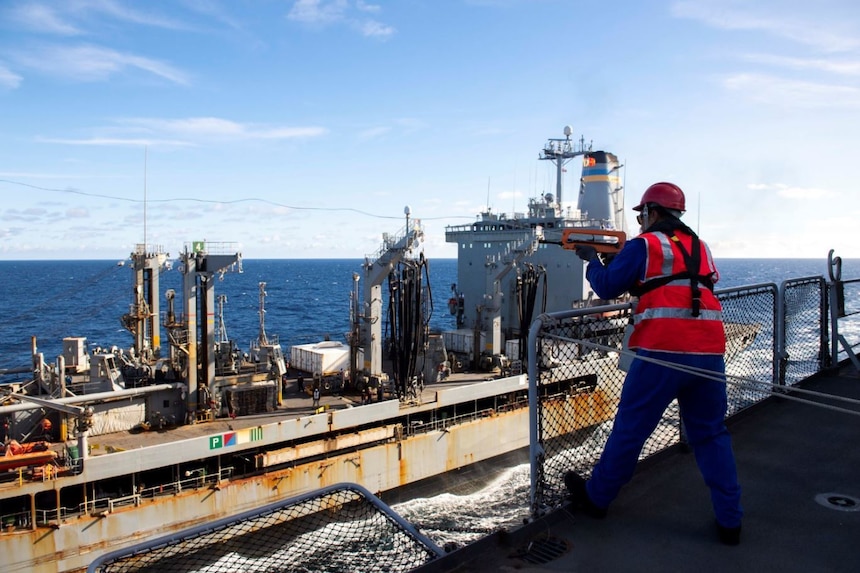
[830,276,860,368]
[528,274,859,516]
[88,483,444,573]
[402,399,529,439]
[25,467,236,527]
[364,221,423,264]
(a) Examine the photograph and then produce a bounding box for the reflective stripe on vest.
[629,231,726,354]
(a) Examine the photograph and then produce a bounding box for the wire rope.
[542,331,860,418]
[0,178,474,222]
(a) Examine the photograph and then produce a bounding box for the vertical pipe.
[184,254,198,415]
[58,356,68,441]
[203,275,216,409]
[527,314,545,518]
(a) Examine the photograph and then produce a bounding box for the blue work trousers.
[587,350,743,528]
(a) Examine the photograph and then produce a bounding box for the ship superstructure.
[444,127,626,366]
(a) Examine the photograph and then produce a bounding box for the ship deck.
[416,361,860,573]
[38,370,506,456]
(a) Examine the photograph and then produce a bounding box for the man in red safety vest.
[568,181,743,546]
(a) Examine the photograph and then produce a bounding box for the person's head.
[633,182,685,232]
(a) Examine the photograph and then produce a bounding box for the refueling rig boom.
[353,207,424,392]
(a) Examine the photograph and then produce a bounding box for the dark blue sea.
[1,257,857,371]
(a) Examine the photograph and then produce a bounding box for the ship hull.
[1,381,617,573]
[5,404,528,572]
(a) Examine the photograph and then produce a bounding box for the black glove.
[599,251,617,265]
[574,245,597,262]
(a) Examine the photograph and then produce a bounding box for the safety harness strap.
[630,232,714,316]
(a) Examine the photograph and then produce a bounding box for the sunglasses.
[636,205,650,225]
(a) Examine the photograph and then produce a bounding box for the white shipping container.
[442,329,486,355]
[290,341,350,375]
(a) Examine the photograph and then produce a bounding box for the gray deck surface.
[83,371,494,452]
[416,363,860,573]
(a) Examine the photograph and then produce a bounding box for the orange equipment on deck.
[0,440,58,472]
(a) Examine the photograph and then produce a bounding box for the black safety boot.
[716,522,741,546]
[563,471,607,519]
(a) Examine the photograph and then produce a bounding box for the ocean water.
[1,257,857,371]
[0,258,453,372]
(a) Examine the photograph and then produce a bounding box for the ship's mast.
[538,125,591,205]
[257,282,269,346]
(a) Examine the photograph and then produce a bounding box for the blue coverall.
[583,238,743,529]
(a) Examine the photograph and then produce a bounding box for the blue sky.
[1,0,858,261]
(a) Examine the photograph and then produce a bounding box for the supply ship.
[0,127,632,572]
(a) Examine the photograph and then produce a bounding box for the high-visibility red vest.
[628,230,726,354]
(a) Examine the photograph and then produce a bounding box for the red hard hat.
[633,182,686,212]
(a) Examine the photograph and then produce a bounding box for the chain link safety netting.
[87,484,443,573]
[720,284,776,410]
[529,279,836,515]
[782,278,827,385]
[529,306,634,515]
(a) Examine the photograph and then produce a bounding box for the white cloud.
[181,0,243,30]
[722,73,860,108]
[287,0,348,25]
[357,19,394,38]
[72,0,183,30]
[774,186,834,200]
[356,1,381,13]
[358,126,391,139]
[66,207,90,218]
[9,3,81,35]
[259,126,330,139]
[742,54,860,76]
[8,0,187,36]
[0,171,95,179]
[746,182,836,200]
[0,64,22,89]
[287,0,395,38]
[14,44,190,85]
[37,137,195,148]
[37,117,327,148]
[136,117,247,136]
[118,117,329,140]
[2,207,50,222]
[671,0,860,53]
